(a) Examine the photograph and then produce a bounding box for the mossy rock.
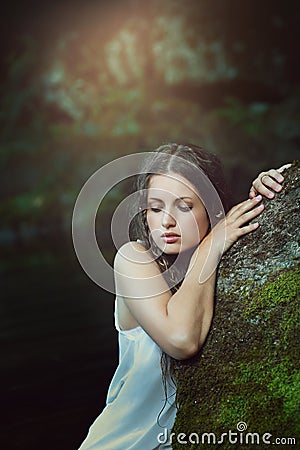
[173,162,299,449]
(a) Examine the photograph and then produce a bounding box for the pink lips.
[161,232,180,244]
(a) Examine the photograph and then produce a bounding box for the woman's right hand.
[212,194,264,255]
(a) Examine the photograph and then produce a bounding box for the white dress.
[78,298,177,449]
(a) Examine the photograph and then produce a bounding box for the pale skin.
[114,166,289,360]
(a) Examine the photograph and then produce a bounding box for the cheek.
[146,213,154,230]
[181,212,209,241]
[146,213,160,232]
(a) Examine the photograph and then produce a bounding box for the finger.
[277,163,292,173]
[226,221,260,249]
[249,170,267,198]
[249,186,258,199]
[252,175,277,199]
[251,168,286,199]
[253,182,275,198]
[259,174,283,193]
[235,203,264,228]
[227,195,262,221]
[264,169,284,183]
[238,221,260,236]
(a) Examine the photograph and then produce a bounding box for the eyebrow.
[148,196,193,201]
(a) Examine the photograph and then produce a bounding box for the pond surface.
[1,234,118,450]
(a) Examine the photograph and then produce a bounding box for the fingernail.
[255,195,262,200]
[277,175,284,182]
[275,185,282,192]
[268,192,275,198]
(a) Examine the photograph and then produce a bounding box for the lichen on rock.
[173,162,299,449]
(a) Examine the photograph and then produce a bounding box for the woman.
[78,143,287,449]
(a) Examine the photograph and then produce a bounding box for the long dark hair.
[129,143,232,397]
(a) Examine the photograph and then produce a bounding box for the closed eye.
[149,207,162,213]
[178,204,193,212]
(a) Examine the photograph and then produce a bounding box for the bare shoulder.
[114,241,158,270]
[115,241,148,260]
[113,241,168,298]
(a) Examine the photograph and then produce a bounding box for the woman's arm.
[249,164,292,199]
[114,195,264,360]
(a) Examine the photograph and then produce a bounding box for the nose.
[162,209,176,229]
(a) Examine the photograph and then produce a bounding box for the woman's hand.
[249,164,292,199]
[211,195,264,255]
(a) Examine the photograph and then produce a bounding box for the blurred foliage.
[0,0,299,243]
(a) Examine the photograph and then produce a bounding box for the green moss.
[244,267,300,348]
[245,267,300,314]
[174,266,299,449]
[218,395,247,425]
[230,359,299,423]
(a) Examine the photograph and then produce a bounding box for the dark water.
[1,234,118,450]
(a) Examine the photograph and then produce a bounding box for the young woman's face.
[146,173,209,254]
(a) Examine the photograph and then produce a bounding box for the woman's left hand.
[249,163,292,199]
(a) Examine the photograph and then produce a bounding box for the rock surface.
[173,162,299,449]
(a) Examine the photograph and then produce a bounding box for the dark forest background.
[1,1,299,449]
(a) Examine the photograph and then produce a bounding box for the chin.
[163,248,180,255]
[162,243,192,255]
[154,239,199,255]
[153,241,180,255]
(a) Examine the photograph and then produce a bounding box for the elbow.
[167,316,212,360]
[169,333,200,360]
